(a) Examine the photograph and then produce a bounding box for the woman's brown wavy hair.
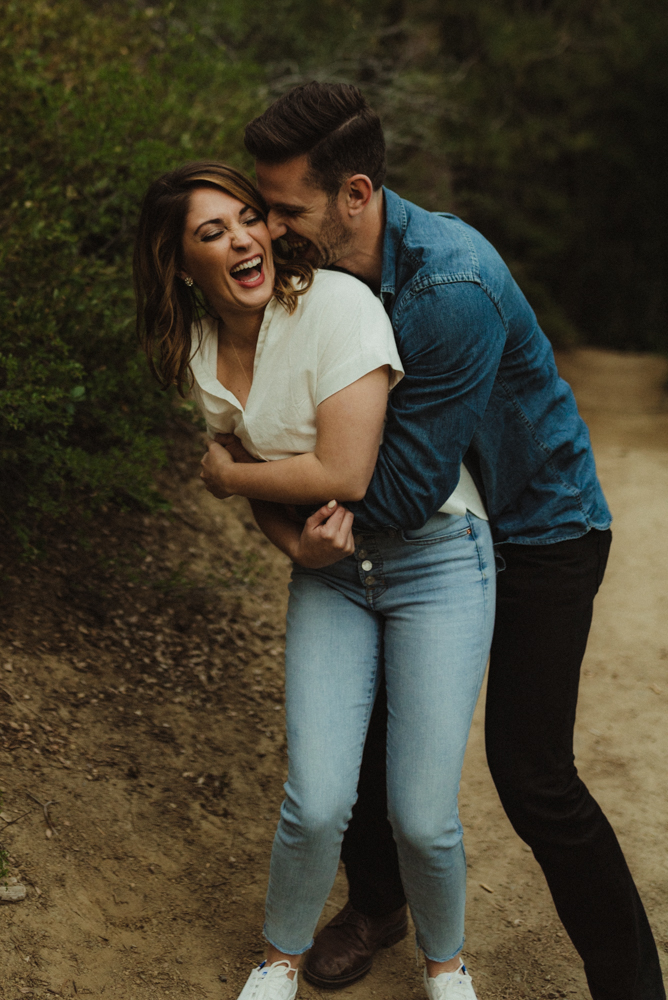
[133,161,314,395]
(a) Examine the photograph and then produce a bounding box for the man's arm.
[346,282,507,531]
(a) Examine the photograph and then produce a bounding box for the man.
[241,82,665,1000]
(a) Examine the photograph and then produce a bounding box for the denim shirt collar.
[380,187,408,309]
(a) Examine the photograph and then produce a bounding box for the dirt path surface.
[1,349,667,1000]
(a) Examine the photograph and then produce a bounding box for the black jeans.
[340,529,665,1000]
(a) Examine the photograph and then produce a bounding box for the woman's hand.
[294,501,355,569]
[198,367,389,506]
[200,439,235,499]
[249,499,355,567]
[202,434,264,498]
[214,434,260,465]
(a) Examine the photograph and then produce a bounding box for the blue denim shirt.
[347,188,611,544]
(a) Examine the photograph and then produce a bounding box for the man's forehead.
[255,156,323,203]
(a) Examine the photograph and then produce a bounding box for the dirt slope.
[1,348,666,1000]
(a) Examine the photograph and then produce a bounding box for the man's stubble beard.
[309,199,354,269]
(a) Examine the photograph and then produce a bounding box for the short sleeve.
[310,273,404,406]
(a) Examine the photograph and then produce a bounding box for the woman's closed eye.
[200,216,263,242]
[201,229,226,242]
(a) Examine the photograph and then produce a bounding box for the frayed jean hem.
[262,925,314,957]
[418,933,465,965]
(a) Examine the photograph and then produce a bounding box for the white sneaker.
[238,961,298,1000]
[424,963,478,1000]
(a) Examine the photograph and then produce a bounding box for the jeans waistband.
[354,510,473,544]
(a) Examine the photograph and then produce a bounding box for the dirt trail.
[1,349,667,1000]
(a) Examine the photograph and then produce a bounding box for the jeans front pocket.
[400,512,472,546]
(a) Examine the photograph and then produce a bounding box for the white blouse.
[189,269,487,520]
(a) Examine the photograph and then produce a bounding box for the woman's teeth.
[231,256,262,279]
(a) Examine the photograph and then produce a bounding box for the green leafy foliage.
[0,0,262,544]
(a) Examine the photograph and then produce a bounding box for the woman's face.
[180,187,275,317]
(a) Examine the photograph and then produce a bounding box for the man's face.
[255,155,354,268]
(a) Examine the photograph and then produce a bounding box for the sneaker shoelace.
[428,964,475,1000]
[245,961,296,1000]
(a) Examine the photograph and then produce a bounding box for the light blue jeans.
[264,512,495,962]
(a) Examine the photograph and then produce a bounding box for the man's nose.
[267,211,287,240]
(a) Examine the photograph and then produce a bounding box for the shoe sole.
[302,921,409,990]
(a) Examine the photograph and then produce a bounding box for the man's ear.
[343,174,375,216]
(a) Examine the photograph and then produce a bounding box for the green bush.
[0,0,262,546]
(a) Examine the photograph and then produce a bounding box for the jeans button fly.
[364,575,376,586]
[357,548,367,558]
[361,560,373,572]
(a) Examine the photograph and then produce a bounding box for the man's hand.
[200,439,235,499]
[294,501,355,569]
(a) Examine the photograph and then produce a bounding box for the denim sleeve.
[347,281,507,531]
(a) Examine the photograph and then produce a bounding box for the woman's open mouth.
[230,254,264,287]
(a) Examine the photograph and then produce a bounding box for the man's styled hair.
[244,82,386,196]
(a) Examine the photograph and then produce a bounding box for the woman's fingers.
[204,439,233,461]
[313,506,354,548]
[305,505,346,539]
[297,503,355,568]
[200,441,234,498]
[327,508,349,535]
[213,433,258,464]
[319,507,348,539]
[306,500,341,530]
[336,510,356,554]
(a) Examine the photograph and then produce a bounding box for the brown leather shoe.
[303,902,408,989]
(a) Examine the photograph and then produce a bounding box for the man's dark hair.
[244,82,386,196]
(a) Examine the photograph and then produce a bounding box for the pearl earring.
[184,276,194,287]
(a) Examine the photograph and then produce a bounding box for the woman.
[134,161,495,1000]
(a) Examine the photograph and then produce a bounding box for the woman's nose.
[230,224,252,248]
